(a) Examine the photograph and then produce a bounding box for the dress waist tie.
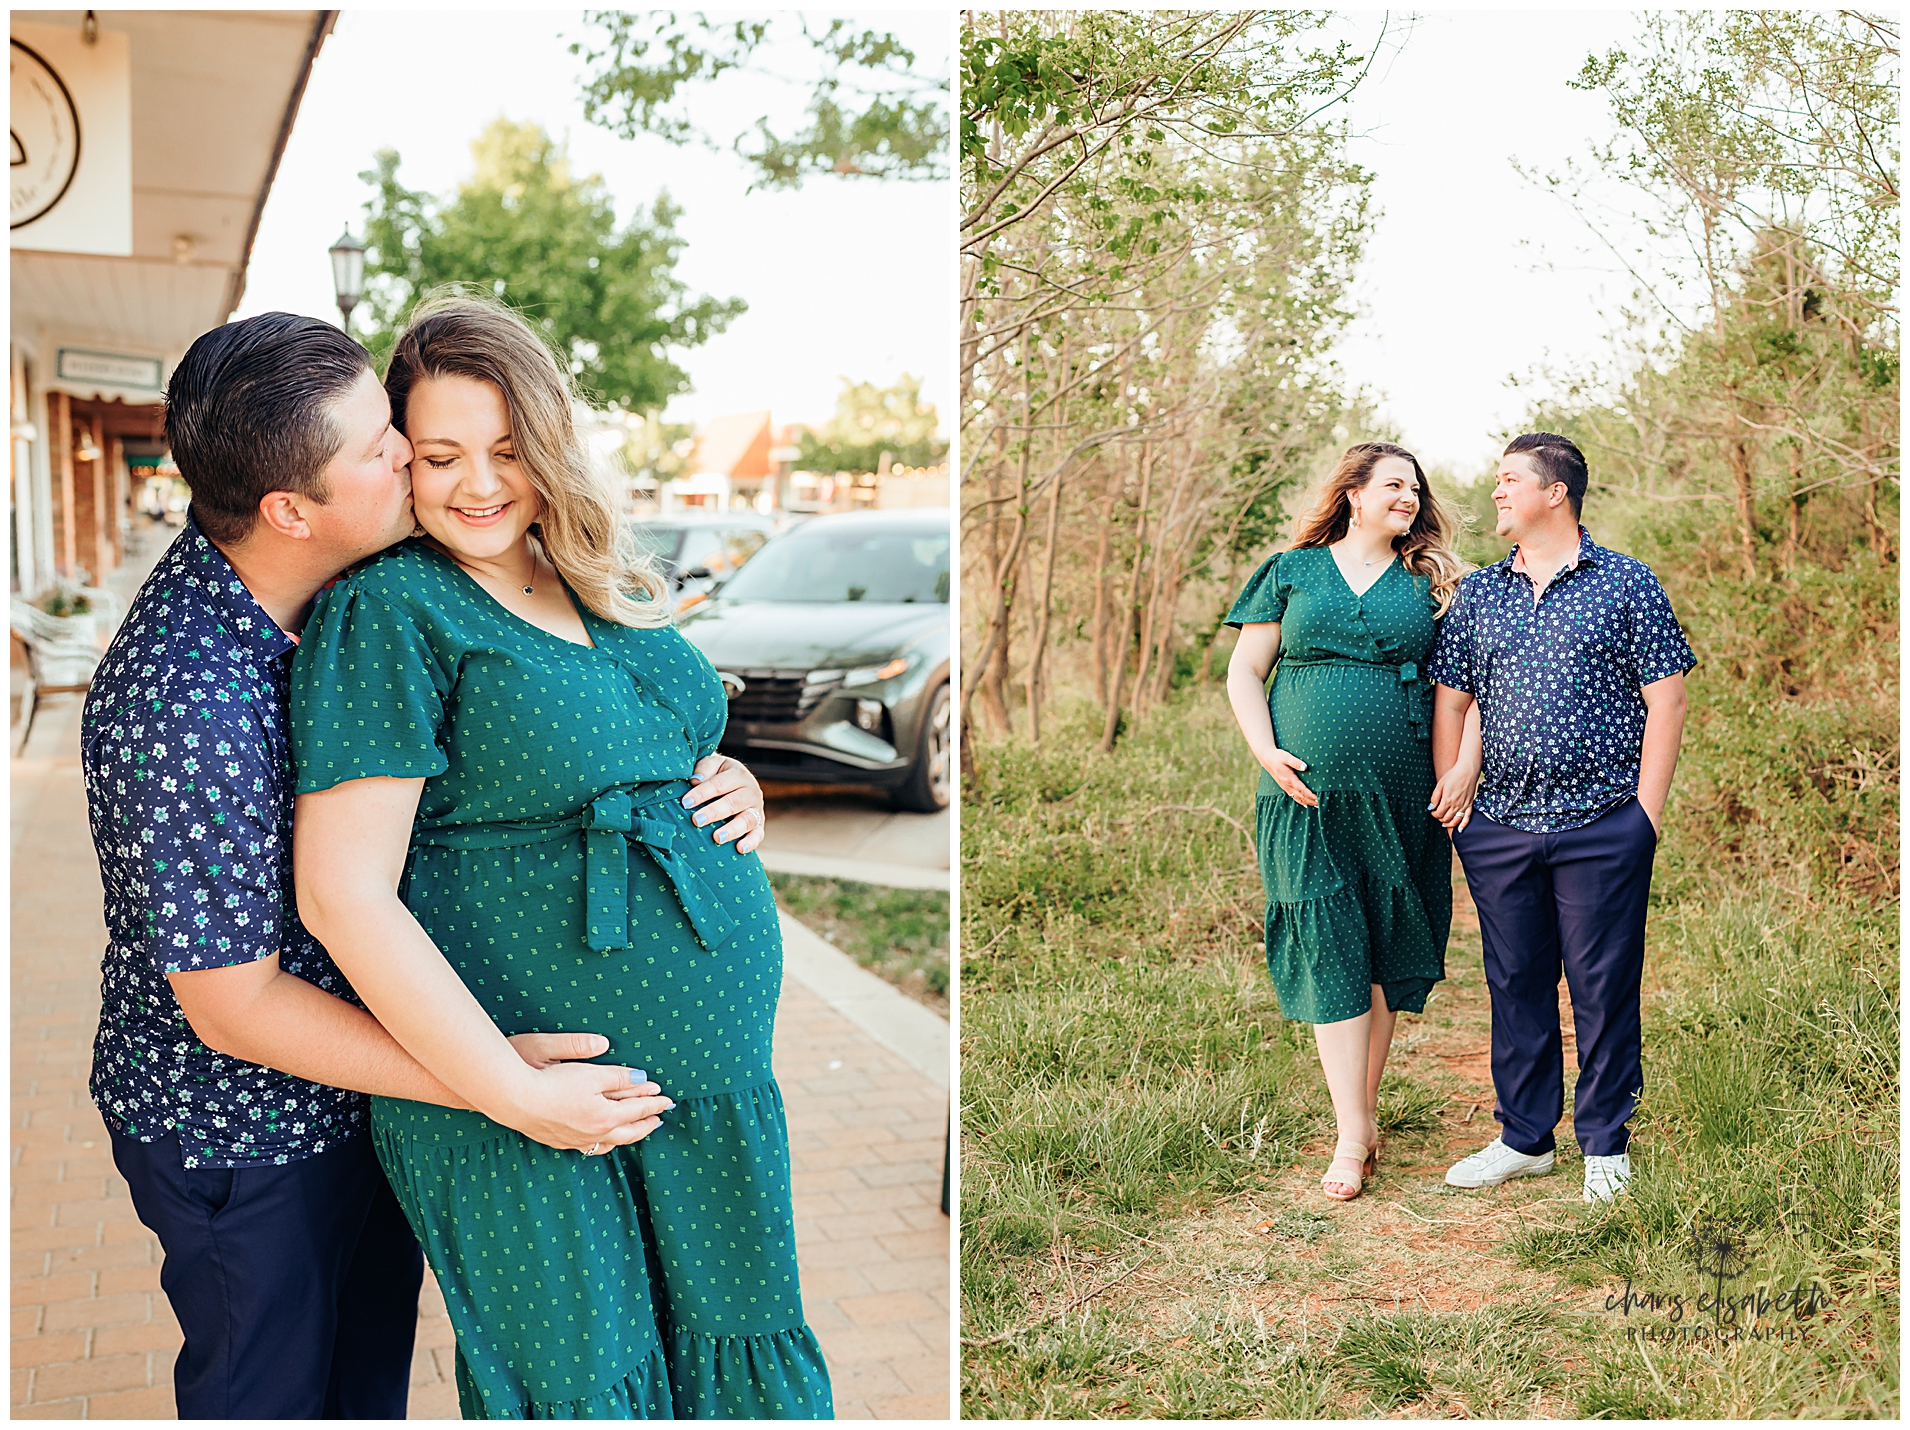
[410,779,738,953]
[1275,655,1432,742]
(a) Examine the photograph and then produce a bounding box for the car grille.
[724,669,843,723]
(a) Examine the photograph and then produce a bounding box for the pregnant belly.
[1269,663,1432,796]
[403,842,784,1100]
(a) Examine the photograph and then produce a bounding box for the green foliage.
[35,583,93,618]
[960,12,1381,742]
[617,413,695,491]
[355,119,745,412]
[795,375,948,475]
[571,12,947,189]
[1531,13,1899,585]
[962,10,1369,255]
[1573,11,1897,308]
[964,14,1898,1418]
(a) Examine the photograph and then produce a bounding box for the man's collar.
[1507,525,1598,576]
[178,512,299,662]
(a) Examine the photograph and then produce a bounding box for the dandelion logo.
[1684,1213,1752,1322]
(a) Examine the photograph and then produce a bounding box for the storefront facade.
[10,9,337,595]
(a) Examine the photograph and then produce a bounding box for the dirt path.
[1071,861,1615,1418]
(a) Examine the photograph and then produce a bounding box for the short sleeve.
[1427,578,1477,693]
[96,693,287,974]
[290,585,450,793]
[1225,553,1286,627]
[1625,568,1698,687]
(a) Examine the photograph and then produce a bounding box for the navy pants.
[1452,798,1657,1158]
[109,1128,423,1419]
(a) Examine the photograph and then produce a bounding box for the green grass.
[769,873,949,1013]
[960,681,1898,1417]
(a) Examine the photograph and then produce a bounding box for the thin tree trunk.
[989,526,1028,732]
[1154,505,1211,707]
[1024,339,1068,744]
[1131,553,1161,716]
[1865,476,1890,560]
[960,398,1034,739]
[976,431,1012,733]
[1088,481,1115,707]
[1025,469,1064,744]
[988,364,1035,733]
[1132,446,1192,711]
[1099,442,1154,753]
[1151,573,1189,707]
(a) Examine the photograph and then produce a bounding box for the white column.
[10,344,39,597]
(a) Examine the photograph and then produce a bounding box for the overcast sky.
[238,11,1684,470]
[1322,9,1664,477]
[234,9,953,434]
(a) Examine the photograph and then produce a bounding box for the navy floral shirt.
[82,517,365,1168]
[1428,527,1696,833]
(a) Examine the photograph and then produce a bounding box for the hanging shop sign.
[11,21,132,255]
[54,346,165,395]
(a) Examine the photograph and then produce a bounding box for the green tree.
[962,11,1373,276]
[796,375,948,474]
[1537,11,1899,576]
[618,412,696,492]
[1571,11,1898,324]
[356,119,745,413]
[571,13,947,189]
[958,11,1378,749]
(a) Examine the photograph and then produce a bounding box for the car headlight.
[842,655,912,687]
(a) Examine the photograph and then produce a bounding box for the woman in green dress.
[1225,442,1478,1203]
[290,294,833,1418]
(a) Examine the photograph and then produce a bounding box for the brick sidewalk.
[11,696,948,1419]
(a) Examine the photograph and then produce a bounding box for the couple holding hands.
[1225,435,1695,1205]
[82,295,832,1418]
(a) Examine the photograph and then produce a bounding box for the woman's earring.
[1349,502,1361,529]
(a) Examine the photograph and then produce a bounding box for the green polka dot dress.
[290,542,833,1420]
[1226,547,1452,1024]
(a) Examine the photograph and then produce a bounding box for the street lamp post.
[329,227,366,334]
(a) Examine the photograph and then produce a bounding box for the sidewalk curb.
[761,848,951,892]
[777,911,949,1089]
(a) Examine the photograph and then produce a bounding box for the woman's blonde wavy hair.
[383,288,670,627]
[1289,441,1466,616]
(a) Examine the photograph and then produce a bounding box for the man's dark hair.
[163,313,372,546]
[1504,431,1588,518]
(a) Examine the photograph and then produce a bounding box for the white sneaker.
[1583,1153,1633,1202]
[1445,1136,1555,1188]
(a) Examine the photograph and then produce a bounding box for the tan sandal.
[1322,1139,1370,1201]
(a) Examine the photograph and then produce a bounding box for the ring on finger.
[586,1142,602,1155]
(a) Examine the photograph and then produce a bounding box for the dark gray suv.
[677,508,950,811]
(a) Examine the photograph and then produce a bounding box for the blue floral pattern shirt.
[81,517,365,1168]
[1428,527,1696,833]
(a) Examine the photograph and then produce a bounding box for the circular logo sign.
[11,40,82,230]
